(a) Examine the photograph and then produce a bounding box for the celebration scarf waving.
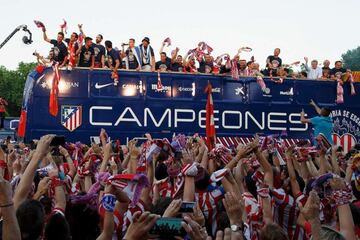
[336,75,344,104]
[60,19,67,34]
[34,20,46,32]
[163,37,172,47]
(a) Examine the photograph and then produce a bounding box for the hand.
[301,109,305,117]
[300,190,320,221]
[0,175,13,206]
[109,158,118,173]
[8,150,16,164]
[163,199,182,218]
[78,24,82,29]
[103,142,112,158]
[304,57,308,63]
[124,211,160,240]
[130,143,140,159]
[58,146,69,158]
[92,144,102,155]
[182,215,208,240]
[48,166,59,178]
[329,177,346,190]
[191,204,205,227]
[214,228,243,240]
[36,177,51,195]
[222,192,243,225]
[309,99,316,106]
[285,145,295,158]
[35,135,55,156]
[236,145,253,159]
[144,133,152,141]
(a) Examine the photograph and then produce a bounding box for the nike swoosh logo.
[94,82,114,89]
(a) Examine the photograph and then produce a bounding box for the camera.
[111,140,121,153]
[1,144,8,154]
[50,136,65,147]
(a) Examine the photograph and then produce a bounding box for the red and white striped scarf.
[336,75,344,104]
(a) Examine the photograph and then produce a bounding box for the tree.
[0,62,37,117]
[342,46,360,71]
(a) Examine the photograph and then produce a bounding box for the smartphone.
[179,201,195,213]
[90,136,101,145]
[50,136,65,146]
[149,218,186,237]
[134,137,148,146]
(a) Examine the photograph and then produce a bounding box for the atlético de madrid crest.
[61,105,82,132]
[331,109,360,153]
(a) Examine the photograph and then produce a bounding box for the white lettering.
[144,108,171,127]
[245,111,264,130]
[175,109,195,127]
[89,106,113,126]
[289,113,308,131]
[198,110,219,129]
[268,112,286,131]
[114,107,142,126]
[222,111,242,129]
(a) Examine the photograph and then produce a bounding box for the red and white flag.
[205,82,216,150]
[163,37,172,47]
[34,20,46,32]
[107,174,149,206]
[60,19,67,34]
[49,63,61,116]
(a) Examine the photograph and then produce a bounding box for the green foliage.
[342,46,360,71]
[0,62,36,117]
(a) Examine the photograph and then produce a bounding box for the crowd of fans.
[0,99,360,240]
[33,24,354,82]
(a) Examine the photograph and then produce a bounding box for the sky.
[0,0,359,70]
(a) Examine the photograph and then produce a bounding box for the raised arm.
[59,146,76,179]
[304,57,310,72]
[43,30,51,43]
[99,142,112,173]
[13,135,54,209]
[310,99,322,115]
[330,146,341,175]
[285,147,301,197]
[300,109,311,124]
[0,176,21,240]
[49,168,66,210]
[171,48,179,63]
[78,24,86,39]
[338,204,356,240]
[96,185,116,240]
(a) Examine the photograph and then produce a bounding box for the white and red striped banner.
[332,133,356,153]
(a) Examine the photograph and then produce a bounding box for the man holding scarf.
[105,40,121,85]
[138,37,155,71]
[122,39,141,70]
